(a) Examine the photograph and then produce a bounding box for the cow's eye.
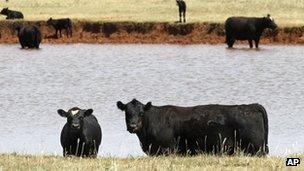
[139,112,144,116]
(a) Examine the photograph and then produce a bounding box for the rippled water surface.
[0,44,303,157]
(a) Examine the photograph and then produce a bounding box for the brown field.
[0,0,304,26]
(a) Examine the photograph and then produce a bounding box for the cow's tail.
[256,103,269,154]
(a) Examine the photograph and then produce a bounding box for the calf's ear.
[57,109,68,117]
[144,102,152,111]
[117,101,126,111]
[84,109,93,116]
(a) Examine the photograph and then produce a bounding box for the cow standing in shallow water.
[117,99,268,156]
[16,25,42,49]
[57,107,102,157]
[176,0,186,23]
[225,14,277,48]
[0,8,23,19]
[47,17,72,38]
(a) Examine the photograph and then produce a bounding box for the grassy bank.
[0,0,303,26]
[0,153,301,170]
[0,20,303,44]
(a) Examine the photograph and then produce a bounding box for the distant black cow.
[117,99,268,156]
[0,8,23,20]
[225,14,277,48]
[57,107,102,157]
[176,0,186,23]
[16,25,42,49]
[47,17,72,38]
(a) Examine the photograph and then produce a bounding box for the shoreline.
[0,20,303,45]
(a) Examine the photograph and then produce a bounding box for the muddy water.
[0,44,303,157]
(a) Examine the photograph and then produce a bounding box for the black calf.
[0,8,23,20]
[57,107,102,157]
[47,17,73,38]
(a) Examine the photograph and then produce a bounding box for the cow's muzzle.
[127,124,141,133]
[72,123,80,129]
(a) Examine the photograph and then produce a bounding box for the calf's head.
[176,0,182,6]
[263,14,277,30]
[57,107,93,130]
[46,17,53,26]
[0,8,9,15]
[117,99,152,133]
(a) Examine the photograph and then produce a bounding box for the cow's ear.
[267,14,271,18]
[117,101,126,111]
[84,109,93,116]
[57,109,68,117]
[144,102,152,111]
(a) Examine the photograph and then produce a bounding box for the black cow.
[16,25,42,49]
[47,17,72,38]
[117,99,268,156]
[57,107,102,157]
[176,0,186,23]
[0,8,23,20]
[225,14,277,48]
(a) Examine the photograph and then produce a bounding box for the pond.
[0,44,303,157]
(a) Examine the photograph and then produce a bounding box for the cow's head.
[57,107,93,130]
[46,17,53,26]
[263,14,277,30]
[0,8,9,15]
[117,99,152,133]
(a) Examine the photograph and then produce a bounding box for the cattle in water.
[47,17,73,38]
[176,0,186,23]
[0,8,23,20]
[57,107,102,157]
[16,25,42,49]
[225,14,277,48]
[117,99,268,156]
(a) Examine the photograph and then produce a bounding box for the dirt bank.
[0,20,303,44]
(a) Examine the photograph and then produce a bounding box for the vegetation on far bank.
[0,0,303,26]
[0,153,302,170]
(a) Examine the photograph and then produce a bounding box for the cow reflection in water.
[117,99,268,156]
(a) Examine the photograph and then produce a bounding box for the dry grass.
[0,153,303,170]
[0,0,303,26]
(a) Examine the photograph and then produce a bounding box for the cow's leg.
[59,29,62,38]
[55,29,58,38]
[179,11,182,22]
[248,39,253,48]
[20,42,25,49]
[183,11,186,23]
[35,43,39,49]
[70,28,73,37]
[227,38,235,48]
[66,29,69,38]
[254,38,260,48]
